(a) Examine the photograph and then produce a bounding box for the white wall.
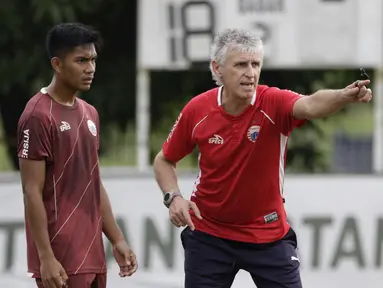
[0,175,382,287]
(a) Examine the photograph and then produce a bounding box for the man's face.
[57,44,97,92]
[214,48,263,100]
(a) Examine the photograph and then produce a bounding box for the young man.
[153,28,372,288]
[17,23,137,288]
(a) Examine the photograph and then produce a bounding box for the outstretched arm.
[293,79,372,120]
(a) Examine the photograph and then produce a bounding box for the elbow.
[22,183,43,198]
[22,185,43,210]
[153,151,163,168]
[153,150,175,170]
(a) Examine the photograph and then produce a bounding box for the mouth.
[83,78,93,85]
[240,82,254,89]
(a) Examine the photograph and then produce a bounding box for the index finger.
[130,262,138,274]
[129,257,138,274]
[60,269,68,282]
[52,276,63,288]
[181,209,195,230]
[189,202,203,220]
[355,79,370,87]
[120,258,138,277]
[42,279,54,288]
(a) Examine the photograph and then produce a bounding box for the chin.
[238,91,254,100]
[246,91,254,98]
[78,85,91,92]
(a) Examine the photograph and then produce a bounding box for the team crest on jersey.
[247,125,260,142]
[87,120,97,136]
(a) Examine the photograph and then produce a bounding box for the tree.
[0,0,136,169]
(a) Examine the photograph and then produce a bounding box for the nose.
[244,64,255,78]
[85,61,96,74]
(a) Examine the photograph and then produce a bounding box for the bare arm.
[293,89,351,120]
[19,158,54,261]
[153,149,201,230]
[153,107,202,229]
[153,150,180,195]
[293,80,372,120]
[100,182,124,245]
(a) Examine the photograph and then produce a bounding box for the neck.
[46,76,77,106]
[221,88,252,116]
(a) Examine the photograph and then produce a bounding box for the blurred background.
[1,0,383,287]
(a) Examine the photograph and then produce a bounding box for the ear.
[211,60,222,78]
[51,57,62,73]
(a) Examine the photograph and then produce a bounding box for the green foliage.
[0,0,136,169]
[0,0,103,94]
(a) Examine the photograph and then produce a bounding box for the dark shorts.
[36,273,106,288]
[181,227,302,288]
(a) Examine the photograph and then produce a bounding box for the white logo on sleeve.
[87,120,97,136]
[208,134,224,144]
[167,113,182,142]
[291,256,300,262]
[21,129,30,158]
[59,121,71,132]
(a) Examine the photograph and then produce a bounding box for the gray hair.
[209,28,263,86]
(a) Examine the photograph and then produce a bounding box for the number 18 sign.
[138,0,382,70]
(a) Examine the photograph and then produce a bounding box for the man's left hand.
[112,241,138,277]
[342,79,373,103]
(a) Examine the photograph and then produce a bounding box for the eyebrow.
[75,54,98,60]
[235,60,260,64]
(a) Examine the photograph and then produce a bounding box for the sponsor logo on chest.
[58,118,97,137]
[208,134,224,144]
[59,121,71,132]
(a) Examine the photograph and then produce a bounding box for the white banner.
[138,0,382,69]
[1,175,383,287]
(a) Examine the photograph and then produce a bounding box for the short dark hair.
[46,22,102,59]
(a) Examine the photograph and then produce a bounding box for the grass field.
[0,104,373,171]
